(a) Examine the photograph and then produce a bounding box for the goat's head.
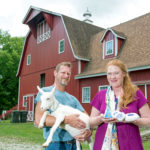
[37,86,56,111]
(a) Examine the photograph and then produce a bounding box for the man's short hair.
[55,62,72,72]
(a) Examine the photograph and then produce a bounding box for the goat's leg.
[43,115,65,147]
[38,111,49,128]
[87,136,93,150]
[76,140,81,150]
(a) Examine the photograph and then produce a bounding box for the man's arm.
[64,114,86,129]
[73,111,93,142]
[34,101,56,127]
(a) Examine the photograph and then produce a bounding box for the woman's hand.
[90,113,117,128]
[100,114,117,123]
[90,107,117,127]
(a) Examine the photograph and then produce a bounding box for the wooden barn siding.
[129,69,150,82]
[20,16,76,76]
[19,15,80,110]
[147,85,150,106]
[147,85,150,99]
[137,85,150,107]
[118,38,123,53]
[25,9,40,24]
[130,69,150,106]
[79,76,108,114]
[81,61,87,73]
[65,61,80,104]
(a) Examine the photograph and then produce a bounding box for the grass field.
[0,120,44,144]
[0,120,150,150]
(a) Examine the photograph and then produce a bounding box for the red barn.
[17,6,150,121]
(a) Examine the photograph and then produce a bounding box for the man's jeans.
[45,141,82,150]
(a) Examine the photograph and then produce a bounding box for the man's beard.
[60,79,69,86]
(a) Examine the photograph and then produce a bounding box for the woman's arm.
[90,107,104,128]
[132,103,150,127]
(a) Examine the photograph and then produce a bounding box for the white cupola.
[83,8,93,24]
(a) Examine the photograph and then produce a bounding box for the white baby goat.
[37,86,93,150]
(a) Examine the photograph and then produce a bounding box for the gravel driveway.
[0,137,44,150]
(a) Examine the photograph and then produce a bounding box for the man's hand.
[74,129,92,142]
[64,114,86,129]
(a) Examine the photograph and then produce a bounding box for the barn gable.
[100,28,126,59]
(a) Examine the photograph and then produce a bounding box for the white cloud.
[0,0,150,36]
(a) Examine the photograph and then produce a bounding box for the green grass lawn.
[0,120,44,144]
[0,120,150,150]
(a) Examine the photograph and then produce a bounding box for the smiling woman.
[107,65,125,91]
[90,59,150,150]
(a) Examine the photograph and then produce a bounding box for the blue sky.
[1,0,150,37]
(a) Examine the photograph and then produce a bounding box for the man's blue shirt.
[34,86,84,141]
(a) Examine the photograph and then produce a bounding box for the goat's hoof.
[42,143,49,148]
[38,125,43,129]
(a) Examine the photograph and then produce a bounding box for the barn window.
[37,20,51,44]
[59,39,65,53]
[99,85,108,91]
[27,54,31,65]
[23,96,27,107]
[82,87,90,103]
[136,84,150,99]
[106,40,113,55]
[40,73,45,88]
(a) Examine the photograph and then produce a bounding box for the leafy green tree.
[0,29,25,115]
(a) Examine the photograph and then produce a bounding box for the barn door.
[26,95,34,121]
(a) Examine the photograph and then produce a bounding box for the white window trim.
[99,85,108,91]
[82,87,91,103]
[78,60,81,74]
[23,96,27,107]
[115,36,118,56]
[58,39,65,54]
[106,40,113,55]
[102,40,105,59]
[27,54,31,66]
[37,20,51,44]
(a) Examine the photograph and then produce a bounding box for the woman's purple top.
[90,89,148,150]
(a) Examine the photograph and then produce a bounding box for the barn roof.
[17,6,150,78]
[75,12,150,79]
[17,6,104,76]
[62,15,104,60]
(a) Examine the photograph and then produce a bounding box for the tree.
[0,29,25,114]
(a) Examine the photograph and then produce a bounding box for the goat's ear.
[37,86,44,94]
[51,86,56,94]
